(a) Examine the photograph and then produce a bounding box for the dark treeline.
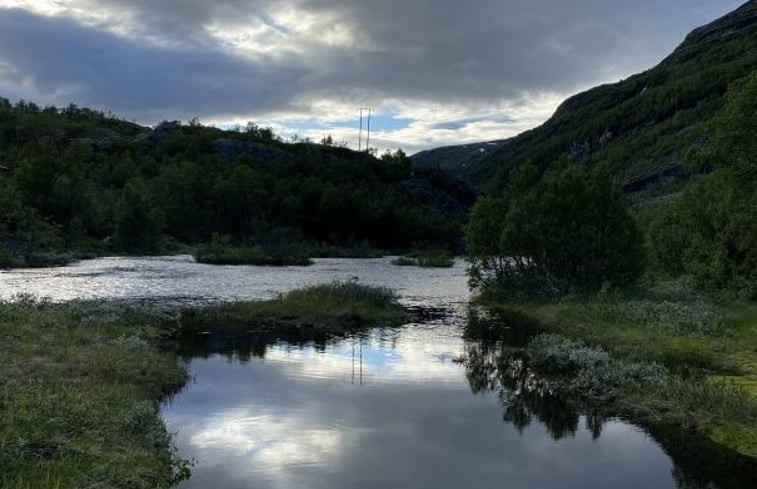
[0,99,466,266]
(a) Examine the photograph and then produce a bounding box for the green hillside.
[0,103,474,266]
[416,0,757,200]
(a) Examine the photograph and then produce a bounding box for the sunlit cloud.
[0,0,745,151]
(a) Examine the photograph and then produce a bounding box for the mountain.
[412,140,507,174]
[414,1,757,198]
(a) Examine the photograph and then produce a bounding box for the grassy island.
[179,281,409,337]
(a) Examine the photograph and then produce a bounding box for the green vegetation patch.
[180,281,409,337]
[710,422,757,459]
[474,282,757,458]
[0,299,190,489]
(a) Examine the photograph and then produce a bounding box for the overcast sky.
[0,0,746,153]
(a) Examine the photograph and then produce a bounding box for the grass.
[0,299,190,489]
[308,243,385,259]
[179,281,409,337]
[475,281,757,458]
[391,249,454,268]
[1,281,408,488]
[0,251,77,269]
[194,243,313,266]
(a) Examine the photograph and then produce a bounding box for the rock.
[212,138,291,164]
[135,121,182,144]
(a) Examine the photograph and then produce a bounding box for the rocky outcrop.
[135,121,182,144]
[212,138,292,163]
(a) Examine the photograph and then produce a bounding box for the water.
[2,257,754,488]
[0,255,467,308]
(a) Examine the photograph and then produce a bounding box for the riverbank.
[0,300,190,489]
[474,282,757,458]
[0,282,408,488]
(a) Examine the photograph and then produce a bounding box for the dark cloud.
[0,8,312,121]
[0,0,746,133]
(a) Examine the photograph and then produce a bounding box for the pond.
[2,256,754,488]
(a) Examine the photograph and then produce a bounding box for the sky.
[0,0,747,153]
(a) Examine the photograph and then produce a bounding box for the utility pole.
[358,108,372,152]
[358,109,363,151]
[366,108,372,152]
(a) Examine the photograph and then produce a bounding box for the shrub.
[466,164,643,295]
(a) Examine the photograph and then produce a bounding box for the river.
[1,256,753,488]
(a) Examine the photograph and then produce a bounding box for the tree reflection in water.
[462,306,757,489]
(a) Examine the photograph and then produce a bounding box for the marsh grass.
[0,252,75,269]
[194,236,312,266]
[308,243,384,259]
[476,281,757,457]
[0,299,190,489]
[1,282,409,487]
[179,281,409,337]
[195,244,313,266]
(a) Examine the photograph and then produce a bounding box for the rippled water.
[0,255,468,308]
[3,257,754,488]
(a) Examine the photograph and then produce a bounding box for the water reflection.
[165,318,687,489]
[461,307,757,489]
[5,257,754,488]
[0,255,471,308]
[467,345,574,439]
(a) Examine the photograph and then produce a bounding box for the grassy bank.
[180,281,409,337]
[474,282,757,458]
[0,299,190,489]
[1,282,407,488]
[0,251,88,269]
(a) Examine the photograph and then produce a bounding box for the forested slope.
[0,103,473,266]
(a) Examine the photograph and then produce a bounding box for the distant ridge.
[414,1,757,198]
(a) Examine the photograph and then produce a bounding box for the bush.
[195,233,312,266]
[528,334,610,374]
[527,334,667,396]
[466,164,643,294]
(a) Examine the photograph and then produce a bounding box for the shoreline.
[471,282,757,459]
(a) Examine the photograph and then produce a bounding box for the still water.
[2,257,754,488]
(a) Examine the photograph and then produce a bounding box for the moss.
[710,422,757,459]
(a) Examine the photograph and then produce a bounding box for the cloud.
[0,0,746,150]
[164,338,679,489]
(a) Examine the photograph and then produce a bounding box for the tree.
[114,178,164,252]
[466,163,643,295]
[647,71,757,297]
